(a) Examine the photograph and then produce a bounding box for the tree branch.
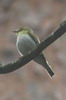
[0,20,66,74]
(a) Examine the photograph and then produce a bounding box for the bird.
[14,27,54,77]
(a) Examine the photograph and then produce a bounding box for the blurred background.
[0,0,66,100]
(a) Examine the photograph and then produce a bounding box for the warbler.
[14,27,54,77]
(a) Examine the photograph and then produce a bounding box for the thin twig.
[0,20,66,74]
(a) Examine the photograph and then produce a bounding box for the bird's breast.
[16,34,38,56]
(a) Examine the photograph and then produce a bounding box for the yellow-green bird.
[14,27,54,77]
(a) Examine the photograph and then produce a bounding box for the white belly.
[16,34,39,56]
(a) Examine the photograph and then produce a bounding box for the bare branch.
[0,20,66,74]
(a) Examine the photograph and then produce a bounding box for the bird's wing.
[28,32,40,45]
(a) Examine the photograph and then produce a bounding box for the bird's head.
[13,27,33,35]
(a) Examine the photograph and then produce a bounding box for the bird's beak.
[13,30,18,33]
[13,30,19,35]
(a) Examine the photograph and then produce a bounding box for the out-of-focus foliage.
[0,0,66,100]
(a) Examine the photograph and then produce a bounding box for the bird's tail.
[42,60,54,77]
[34,54,54,77]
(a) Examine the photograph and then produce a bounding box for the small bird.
[14,27,54,77]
